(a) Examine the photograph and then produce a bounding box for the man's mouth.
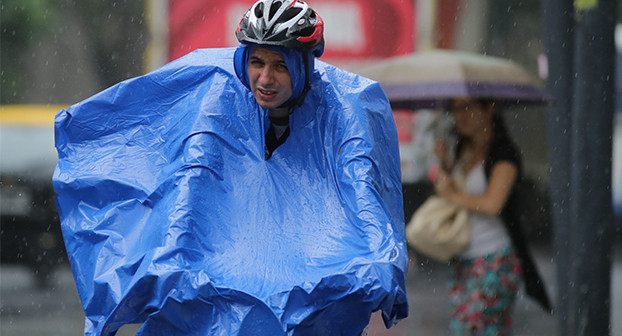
[258,88,277,99]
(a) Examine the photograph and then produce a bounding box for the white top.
[454,163,512,259]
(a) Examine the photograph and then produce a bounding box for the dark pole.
[569,0,617,335]
[542,0,617,334]
[540,0,574,333]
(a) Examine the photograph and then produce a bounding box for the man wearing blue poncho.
[53,1,408,335]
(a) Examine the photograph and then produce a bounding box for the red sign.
[393,109,414,143]
[168,0,416,62]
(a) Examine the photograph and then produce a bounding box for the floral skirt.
[448,247,522,336]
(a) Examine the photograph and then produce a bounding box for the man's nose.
[258,67,274,84]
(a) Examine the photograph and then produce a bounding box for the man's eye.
[274,63,288,72]
[249,57,264,66]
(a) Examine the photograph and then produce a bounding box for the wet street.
[1,243,620,335]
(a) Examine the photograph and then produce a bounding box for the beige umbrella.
[355,49,550,109]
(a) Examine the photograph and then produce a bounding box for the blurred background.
[1,0,621,335]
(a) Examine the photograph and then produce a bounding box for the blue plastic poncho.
[53,48,408,336]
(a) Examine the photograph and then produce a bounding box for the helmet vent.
[298,27,315,38]
[270,30,288,42]
[282,7,302,22]
[254,2,264,18]
[268,1,282,20]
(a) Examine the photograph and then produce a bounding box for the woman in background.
[434,97,551,335]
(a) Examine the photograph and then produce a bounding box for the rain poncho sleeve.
[53,48,408,336]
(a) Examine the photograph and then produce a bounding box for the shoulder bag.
[405,174,470,262]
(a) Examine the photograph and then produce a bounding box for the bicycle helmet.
[235,0,324,58]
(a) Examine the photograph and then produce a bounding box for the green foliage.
[70,0,147,86]
[1,0,55,103]
[1,0,54,35]
[1,0,147,104]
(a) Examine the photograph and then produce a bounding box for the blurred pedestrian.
[433,97,552,335]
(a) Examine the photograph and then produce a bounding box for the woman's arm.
[433,139,456,172]
[435,161,518,216]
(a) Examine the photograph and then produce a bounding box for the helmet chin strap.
[277,54,312,113]
[294,82,311,108]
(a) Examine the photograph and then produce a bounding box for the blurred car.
[0,105,67,287]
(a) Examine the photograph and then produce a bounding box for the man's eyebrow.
[249,56,263,62]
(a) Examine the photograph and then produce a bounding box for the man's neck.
[269,106,289,118]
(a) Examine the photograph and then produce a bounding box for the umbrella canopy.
[354,49,551,109]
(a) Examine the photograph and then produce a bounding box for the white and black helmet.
[235,0,324,57]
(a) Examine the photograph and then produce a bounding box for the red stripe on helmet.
[236,18,242,33]
[297,17,323,44]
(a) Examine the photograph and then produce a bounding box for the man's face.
[247,46,293,109]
